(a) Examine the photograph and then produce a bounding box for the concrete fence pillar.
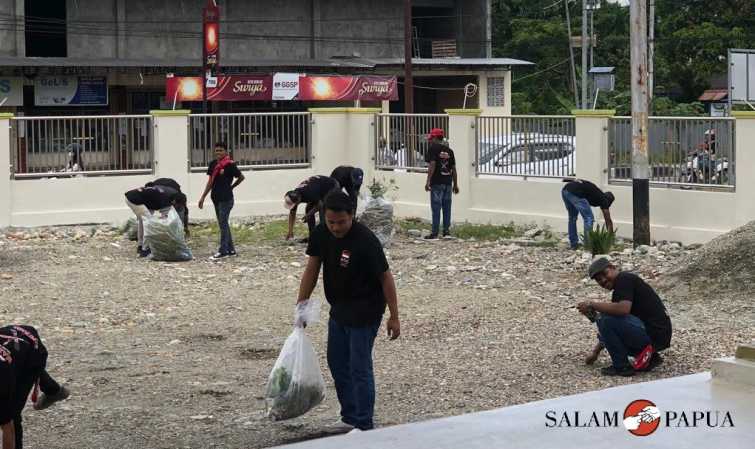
[573,109,614,186]
[150,110,191,191]
[733,111,755,227]
[445,108,481,215]
[344,108,380,187]
[0,113,12,227]
[308,108,349,177]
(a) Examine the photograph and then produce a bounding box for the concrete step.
[735,343,755,362]
[711,357,755,387]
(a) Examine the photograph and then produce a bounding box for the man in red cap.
[424,128,458,239]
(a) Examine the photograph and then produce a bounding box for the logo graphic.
[340,250,351,268]
[623,400,661,436]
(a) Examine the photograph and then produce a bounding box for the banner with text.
[35,76,108,106]
[298,75,398,101]
[166,75,273,102]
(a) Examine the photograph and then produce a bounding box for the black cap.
[588,257,611,279]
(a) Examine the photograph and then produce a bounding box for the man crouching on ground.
[296,191,400,433]
[577,257,672,377]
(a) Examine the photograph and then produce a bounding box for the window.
[487,77,506,107]
[25,0,67,57]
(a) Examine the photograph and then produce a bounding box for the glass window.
[487,77,506,107]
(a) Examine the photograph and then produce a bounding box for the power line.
[512,58,571,84]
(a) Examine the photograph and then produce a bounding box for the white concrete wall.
[2,108,755,245]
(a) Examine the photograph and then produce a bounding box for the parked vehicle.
[478,133,576,177]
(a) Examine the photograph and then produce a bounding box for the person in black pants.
[330,166,364,214]
[1,325,70,449]
[284,175,340,242]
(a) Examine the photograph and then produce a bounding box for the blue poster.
[35,76,108,106]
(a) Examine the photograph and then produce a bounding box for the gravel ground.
[1,221,752,449]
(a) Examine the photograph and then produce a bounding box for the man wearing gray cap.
[577,257,672,376]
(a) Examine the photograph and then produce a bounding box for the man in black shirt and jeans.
[578,258,672,376]
[561,178,615,249]
[198,143,245,260]
[424,128,458,239]
[296,191,400,432]
[284,175,340,242]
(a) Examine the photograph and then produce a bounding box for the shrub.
[585,225,617,255]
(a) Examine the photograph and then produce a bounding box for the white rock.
[168,339,181,346]
[290,261,302,268]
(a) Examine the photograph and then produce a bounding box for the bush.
[585,225,617,255]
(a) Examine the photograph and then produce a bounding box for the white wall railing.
[608,116,736,190]
[375,113,449,172]
[476,115,576,178]
[189,112,311,171]
[10,115,153,178]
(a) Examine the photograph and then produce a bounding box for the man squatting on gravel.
[296,191,401,432]
[1,325,70,449]
[577,258,673,377]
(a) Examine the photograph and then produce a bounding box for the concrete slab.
[712,357,755,388]
[272,373,754,449]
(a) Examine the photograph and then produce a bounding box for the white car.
[478,133,576,177]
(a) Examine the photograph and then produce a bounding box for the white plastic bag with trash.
[265,299,325,421]
[359,195,394,247]
[142,207,193,261]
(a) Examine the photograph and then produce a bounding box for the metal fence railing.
[476,115,576,178]
[189,112,311,170]
[608,117,736,189]
[375,113,449,171]
[10,115,153,178]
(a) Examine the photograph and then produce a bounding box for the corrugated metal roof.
[0,56,533,69]
[589,66,615,74]
[698,89,728,102]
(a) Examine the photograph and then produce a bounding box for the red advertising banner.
[167,76,273,102]
[299,76,398,101]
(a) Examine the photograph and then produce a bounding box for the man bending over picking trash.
[296,191,401,433]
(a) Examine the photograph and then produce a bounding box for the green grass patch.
[396,218,520,241]
[188,219,308,247]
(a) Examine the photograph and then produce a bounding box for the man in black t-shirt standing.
[284,175,340,242]
[1,325,70,449]
[577,258,672,377]
[198,142,245,260]
[561,178,615,249]
[330,166,364,214]
[296,191,400,432]
[424,128,458,239]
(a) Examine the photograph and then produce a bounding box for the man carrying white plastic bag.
[265,299,326,421]
[295,191,401,433]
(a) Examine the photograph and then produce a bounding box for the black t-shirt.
[425,142,456,186]
[306,222,389,326]
[611,272,672,350]
[295,176,340,205]
[125,185,178,211]
[148,178,182,192]
[330,166,362,194]
[563,179,611,209]
[207,160,242,203]
[0,325,48,425]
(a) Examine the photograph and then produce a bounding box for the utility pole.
[565,0,579,108]
[630,0,650,246]
[581,0,588,109]
[404,0,414,114]
[648,0,655,100]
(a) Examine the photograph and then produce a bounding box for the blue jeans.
[213,198,235,254]
[430,184,452,235]
[562,189,594,248]
[597,314,652,369]
[327,318,381,430]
